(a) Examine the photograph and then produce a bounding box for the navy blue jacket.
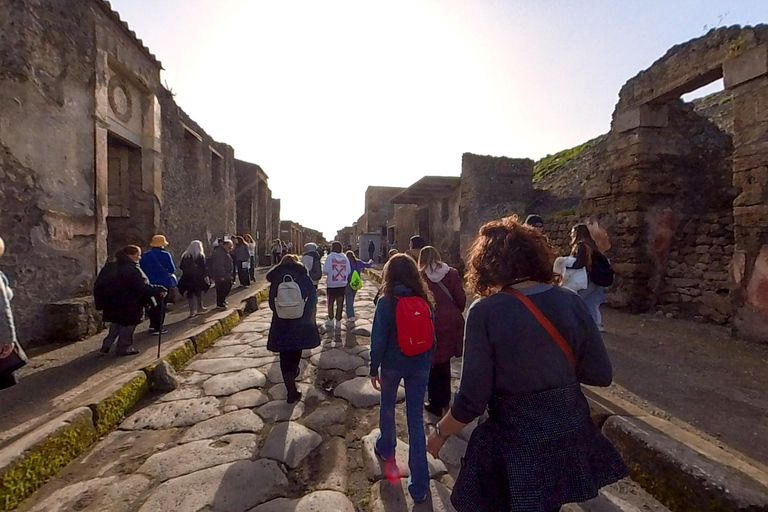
[369,283,433,377]
[140,248,177,289]
[266,260,321,352]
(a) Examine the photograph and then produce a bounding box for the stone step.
[564,479,672,512]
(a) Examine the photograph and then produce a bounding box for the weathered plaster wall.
[364,187,404,235]
[0,0,100,341]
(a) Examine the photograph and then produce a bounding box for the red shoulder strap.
[503,287,576,368]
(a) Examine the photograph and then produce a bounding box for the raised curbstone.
[0,408,98,512]
[162,340,198,371]
[190,323,225,353]
[90,371,150,436]
[219,310,241,335]
[602,415,768,512]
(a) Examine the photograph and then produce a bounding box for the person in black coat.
[267,255,320,403]
[95,246,167,356]
[178,240,210,318]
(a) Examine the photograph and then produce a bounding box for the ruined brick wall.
[422,188,462,267]
[543,215,581,257]
[365,187,404,235]
[158,97,236,261]
[460,153,534,262]
[0,0,100,341]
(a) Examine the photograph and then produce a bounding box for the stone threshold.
[0,285,271,512]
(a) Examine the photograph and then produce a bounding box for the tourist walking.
[425,216,628,512]
[405,235,426,261]
[568,223,612,331]
[244,234,257,281]
[0,236,28,389]
[178,240,209,318]
[345,251,373,323]
[301,243,323,289]
[140,235,177,335]
[208,240,234,308]
[367,239,376,262]
[95,246,168,356]
[271,239,283,265]
[370,254,435,503]
[266,255,320,404]
[418,246,466,417]
[232,236,251,287]
[323,241,350,330]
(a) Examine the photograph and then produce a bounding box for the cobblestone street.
[14,275,670,512]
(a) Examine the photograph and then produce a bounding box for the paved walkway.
[0,270,267,451]
[16,274,668,512]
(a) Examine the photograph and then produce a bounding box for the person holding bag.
[568,224,614,331]
[266,255,320,404]
[0,237,28,390]
[369,254,435,504]
[345,250,373,324]
[418,246,466,417]
[426,216,627,512]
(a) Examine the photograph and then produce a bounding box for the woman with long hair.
[569,223,606,330]
[369,254,435,503]
[178,240,209,318]
[418,246,466,417]
[232,236,251,287]
[344,250,373,323]
[266,254,320,403]
[244,234,257,281]
[426,216,627,512]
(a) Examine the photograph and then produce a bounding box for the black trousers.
[236,263,250,286]
[147,295,166,330]
[215,278,232,307]
[327,287,345,321]
[279,349,302,397]
[427,361,452,410]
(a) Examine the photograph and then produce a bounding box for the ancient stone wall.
[364,187,404,235]
[542,215,581,257]
[460,153,534,260]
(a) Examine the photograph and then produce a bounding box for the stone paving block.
[89,371,150,435]
[302,402,349,433]
[361,429,447,482]
[181,409,265,443]
[369,479,456,512]
[313,437,349,492]
[310,348,365,371]
[259,422,322,468]
[352,327,372,337]
[355,366,369,376]
[22,474,152,512]
[138,433,258,482]
[137,459,287,512]
[203,368,266,396]
[251,490,355,512]
[187,357,261,375]
[224,389,269,410]
[119,397,221,430]
[238,346,274,358]
[264,360,310,384]
[334,377,404,408]
[256,400,306,422]
[438,436,468,469]
[156,386,203,403]
[197,344,250,360]
[267,383,327,403]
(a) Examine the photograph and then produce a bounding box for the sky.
[109,0,767,239]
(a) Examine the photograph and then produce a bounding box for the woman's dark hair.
[235,236,245,245]
[331,241,342,253]
[466,215,559,297]
[570,224,597,267]
[381,254,435,307]
[346,250,357,264]
[116,245,141,262]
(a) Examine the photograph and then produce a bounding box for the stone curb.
[583,386,768,512]
[0,284,270,512]
[363,268,382,284]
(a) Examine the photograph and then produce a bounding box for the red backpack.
[395,296,434,356]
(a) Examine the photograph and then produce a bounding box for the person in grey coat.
[208,240,234,308]
[0,237,28,389]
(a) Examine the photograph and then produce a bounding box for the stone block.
[602,415,768,512]
[252,491,355,512]
[180,409,264,443]
[313,437,349,492]
[361,429,447,482]
[724,43,768,89]
[259,422,322,468]
[90,371,150,435]
[151,361,180,392]
[43,297,102,343]
[369,479,456,512]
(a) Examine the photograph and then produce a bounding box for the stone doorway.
[416,207,431,243]
[105,133,150,259]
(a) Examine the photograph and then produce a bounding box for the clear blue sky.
[108,0,766,238]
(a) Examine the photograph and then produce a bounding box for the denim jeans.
[578,282,606,326]
[376,366,431,500]
[345,286,357,318]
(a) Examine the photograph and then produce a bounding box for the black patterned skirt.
[451,383,628,512]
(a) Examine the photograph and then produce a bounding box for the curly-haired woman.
[426,216,627,512]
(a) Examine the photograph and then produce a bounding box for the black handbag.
[0,344,28,375]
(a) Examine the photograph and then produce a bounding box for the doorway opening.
[106,133,148,260]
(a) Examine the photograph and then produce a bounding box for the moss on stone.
[256,287,270,305]
[219,311,240,335]
[163,340,197,371]
[0,419,97,511]
[191,323,224,353]
[91,373,149,436]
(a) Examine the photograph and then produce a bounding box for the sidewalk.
[0,271,267,451]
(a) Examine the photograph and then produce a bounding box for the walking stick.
[157,294,166,359]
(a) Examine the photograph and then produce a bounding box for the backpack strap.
[502,287,576,369]
[435,280,455,305]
